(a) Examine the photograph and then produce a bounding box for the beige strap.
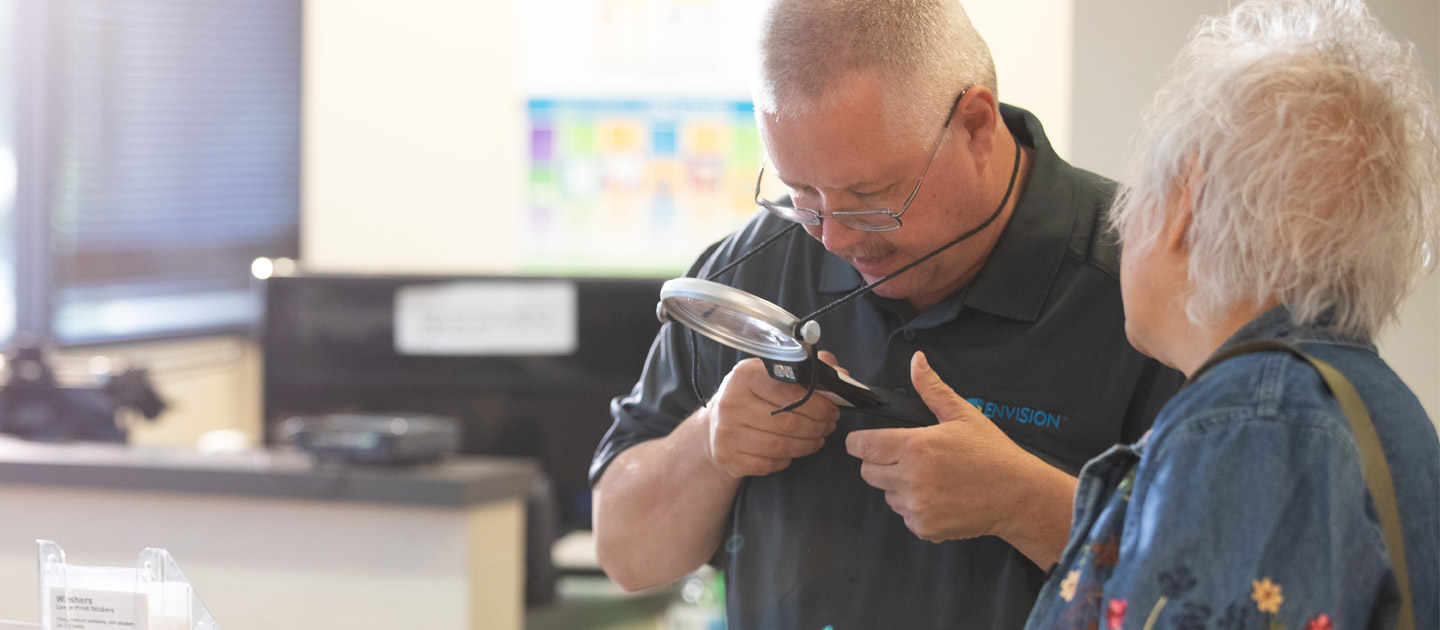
[1187,340,1413,630]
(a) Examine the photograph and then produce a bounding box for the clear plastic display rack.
[35,540,219,630]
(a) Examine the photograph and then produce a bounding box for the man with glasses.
[590,0,1182,628]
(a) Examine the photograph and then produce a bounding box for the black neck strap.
[794,132,1023,331]
[773,135,1024,414]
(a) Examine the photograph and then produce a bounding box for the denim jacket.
[1025,307,1439,630]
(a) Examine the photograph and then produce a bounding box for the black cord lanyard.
[688,135,1024,412]
[772,135,1022,413]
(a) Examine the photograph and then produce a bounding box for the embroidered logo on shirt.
[966,397,1069,429]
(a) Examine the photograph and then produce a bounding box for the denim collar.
[1216,305,1375,353]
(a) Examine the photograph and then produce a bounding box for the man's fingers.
[737,368,841,425]
[731,356,840,425]
[858,460,901,491]
[910,351,975,424]
[728,427,825,460]
[752,394,840,426]
[817,350,851,376]
[845,428,909,464]
[717,451,793,478]
[763,410,836,439]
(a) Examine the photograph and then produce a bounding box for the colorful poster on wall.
[522,99,760,274]
[519,0,769,275]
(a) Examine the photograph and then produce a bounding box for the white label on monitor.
[48,587,149,629]
[395,281,578,356]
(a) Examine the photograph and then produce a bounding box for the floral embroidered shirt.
[1025,307,1439,630]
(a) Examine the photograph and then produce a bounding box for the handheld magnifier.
[656,277,936,426]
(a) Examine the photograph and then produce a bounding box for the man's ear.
[955,85,999,163]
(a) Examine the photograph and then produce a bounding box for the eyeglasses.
[754,87,969,232]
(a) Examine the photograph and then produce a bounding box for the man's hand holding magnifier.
[702,352,845,479]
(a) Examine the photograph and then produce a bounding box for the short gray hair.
[1111,0,1440,339]
[755,0,997,142]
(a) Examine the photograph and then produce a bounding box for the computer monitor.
[258,272,664,534]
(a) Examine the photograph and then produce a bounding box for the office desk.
[0,438,537,630]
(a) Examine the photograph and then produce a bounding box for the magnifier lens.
[665,296,804,356]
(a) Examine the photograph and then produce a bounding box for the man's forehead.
[759,110,920,190]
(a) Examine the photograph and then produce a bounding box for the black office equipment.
[0,335,168,443]
[258,272,663,532]
[277,412,462,465]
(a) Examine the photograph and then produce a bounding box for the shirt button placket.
[887,327,921,391]
[887,328,920,391]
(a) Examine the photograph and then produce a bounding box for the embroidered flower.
[1056,586,1102,629]
[1060,570,1080,602]
[1106,598,1127,630]
[1090,535,1120,569]
[1305,614,1333,630]
[1159,567,1197,598]
[1252,578,1284,614]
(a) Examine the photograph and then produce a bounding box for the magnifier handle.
[761,358,937,427]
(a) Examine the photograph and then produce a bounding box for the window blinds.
[45,0,301,342]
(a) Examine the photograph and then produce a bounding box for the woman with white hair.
[1014,0,1440,628]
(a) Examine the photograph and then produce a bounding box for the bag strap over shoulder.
[1187,339,1414,630]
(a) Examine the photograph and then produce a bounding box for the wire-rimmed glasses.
[754,86,969,232]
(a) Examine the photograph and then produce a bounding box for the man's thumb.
[911,351,970,423]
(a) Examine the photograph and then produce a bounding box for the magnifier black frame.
[657,278,935,426]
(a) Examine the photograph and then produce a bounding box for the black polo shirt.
[591,105,1183,630]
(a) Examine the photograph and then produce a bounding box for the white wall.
[1071,0,1440,420]
[301,0,1078,276]
[966,0,1076,160]
[1072,0,1438,178]
[302,0,523,274]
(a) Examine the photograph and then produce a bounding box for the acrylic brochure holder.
[36,540,219,630]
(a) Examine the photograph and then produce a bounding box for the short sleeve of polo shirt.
[589,240,723,486]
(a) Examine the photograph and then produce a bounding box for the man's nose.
[800,193,867,251]
[813,215,868,253]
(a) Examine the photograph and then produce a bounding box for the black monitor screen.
[258,273,664,532]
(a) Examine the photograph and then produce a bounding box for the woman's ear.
[1164,162,1203,254]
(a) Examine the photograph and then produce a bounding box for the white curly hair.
[1111,0,1440,338]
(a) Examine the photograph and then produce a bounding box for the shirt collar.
[817,104,1071,323]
